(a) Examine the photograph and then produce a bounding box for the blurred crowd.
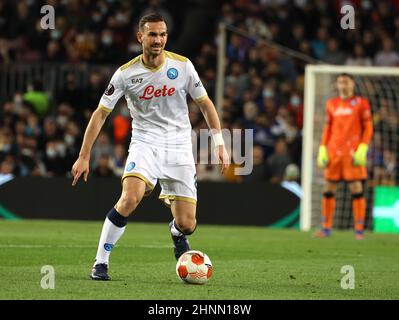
[0,0,181,64]
[0,0,398,185]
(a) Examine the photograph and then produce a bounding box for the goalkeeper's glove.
[353,143,368,166]
[317,145,329,168]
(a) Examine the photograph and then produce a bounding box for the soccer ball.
[176,250,213,284]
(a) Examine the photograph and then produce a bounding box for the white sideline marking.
[0,244,171,249]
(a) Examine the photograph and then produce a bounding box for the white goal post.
[300,65,399,231]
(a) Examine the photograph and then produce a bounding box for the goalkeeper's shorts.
[121,140,197,206]
[324,154,367,182]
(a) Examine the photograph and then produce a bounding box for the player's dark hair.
[337,73,354,80]
[139,13,166,31]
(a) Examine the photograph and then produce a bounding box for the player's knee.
[323,182,337,194]
[352,192,364,199]
[176,217,197,235]
[323,191,335,198]
[349,182,363,194]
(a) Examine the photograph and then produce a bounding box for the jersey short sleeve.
[185,59,207,103]
[99,68,125,113]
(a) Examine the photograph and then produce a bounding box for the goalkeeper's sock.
[94,208,127,266]
[352,194,366,233]
[322,192,336,230]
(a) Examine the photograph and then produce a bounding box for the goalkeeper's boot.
[314,228,331,238]
[90,263,111,281]
[355,230,364,240]
[169,221,191,260]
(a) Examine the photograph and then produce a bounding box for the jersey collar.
[140,52,166,72]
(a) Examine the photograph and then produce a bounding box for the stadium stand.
[0,0,398,185]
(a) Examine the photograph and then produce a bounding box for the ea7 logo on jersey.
[139,85,176,100]
[132,78,143,84]
[104,83,115,96]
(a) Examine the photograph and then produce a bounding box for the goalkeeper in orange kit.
[315,73,373,240]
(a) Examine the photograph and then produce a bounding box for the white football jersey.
[99,50,207,149]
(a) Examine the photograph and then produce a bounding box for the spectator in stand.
[23,80,49,118]
[346,43,372,66]
[276,106,299,145]
[91,132,113,169]
[225,62,249,98]
[311,27,328,60]
[0,155,16,183]
[243,145,266,182]
[0,0,398,186]
[110,144,127,177]
[57,73,84,110]
[374,37,399,66]
[93,154,115,177]
[240,101,258,129]
[267,137,292,184]
[322,38,347,65]
[83,71,106,111]
[112,107,131,147]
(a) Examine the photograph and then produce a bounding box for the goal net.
[300,65,399,231]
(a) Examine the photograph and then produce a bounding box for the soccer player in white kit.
[71,13,229,280]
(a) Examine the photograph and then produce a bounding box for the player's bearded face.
[138,22,168,57]
[336,76,355,97]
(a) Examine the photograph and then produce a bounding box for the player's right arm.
[317,100,332,168]
[71,68,125,186]
[71,107,110,186]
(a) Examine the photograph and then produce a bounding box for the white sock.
[94,217,126,266]
[170,219,183,237]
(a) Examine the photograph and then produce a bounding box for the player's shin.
[321,192,336,233]
[169,219,194,260]
[352,193,366,234]
[94,208,128,265]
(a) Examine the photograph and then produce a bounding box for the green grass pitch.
[0,219,398,299]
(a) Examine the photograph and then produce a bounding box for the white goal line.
[0,244,172,249]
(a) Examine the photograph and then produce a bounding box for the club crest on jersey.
[126,162,136,172]
[104,83,114,96]
[167,68,178,80]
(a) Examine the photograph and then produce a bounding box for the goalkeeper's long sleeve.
[320,103,333,147]
[320,123,332,146]
[360,118,373,145]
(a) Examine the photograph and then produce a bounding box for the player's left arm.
[196,96,230,174]
[360,99,373,145]
[186,59,229,173]
[354,98,373,166]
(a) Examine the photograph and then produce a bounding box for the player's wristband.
[212,132,224,147]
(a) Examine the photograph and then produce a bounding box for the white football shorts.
[122,140,197,206]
